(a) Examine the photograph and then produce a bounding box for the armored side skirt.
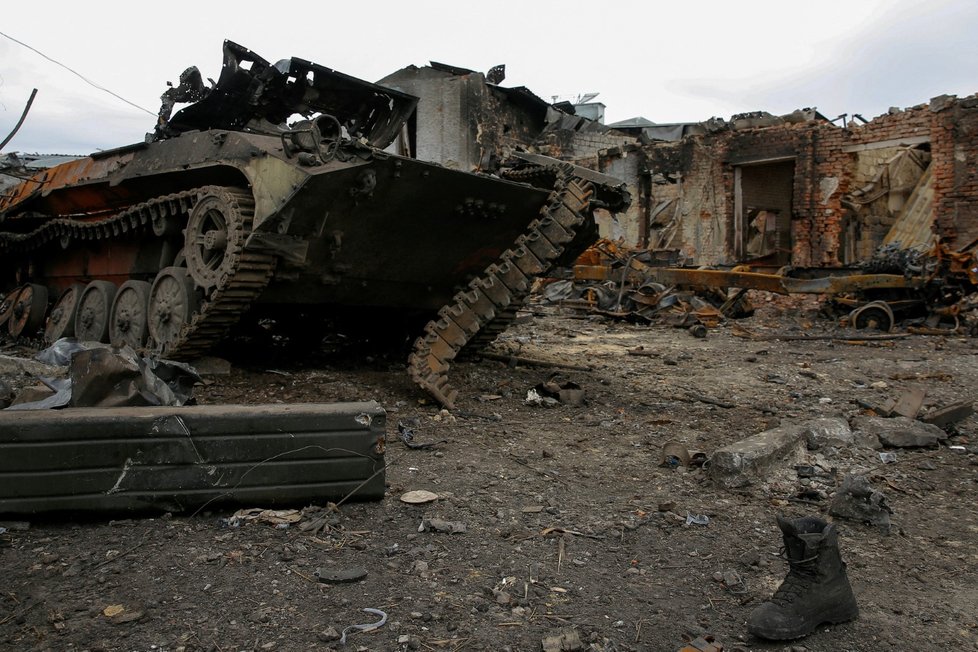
[0,402,386,515]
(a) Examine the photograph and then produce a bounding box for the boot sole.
[748,604,859,641]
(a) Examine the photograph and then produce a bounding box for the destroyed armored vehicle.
[0,41,629,407]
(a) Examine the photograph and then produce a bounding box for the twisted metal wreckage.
[561,238,978,335]
[0,41,630,409]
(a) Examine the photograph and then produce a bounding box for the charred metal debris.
[548,238,978,336]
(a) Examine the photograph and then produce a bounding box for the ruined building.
[379,63,976,270]
[551,96,978,268]
[378,62,634,171]
[378,63,642,247]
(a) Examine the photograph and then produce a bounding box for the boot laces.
[770,546,818,605]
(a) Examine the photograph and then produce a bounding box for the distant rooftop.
[607,117,657,129]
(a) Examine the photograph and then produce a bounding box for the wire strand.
[0,30,156,117]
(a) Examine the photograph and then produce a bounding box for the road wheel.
[109,280,152,349]
[75,281,117,342]
[148,267,199,354]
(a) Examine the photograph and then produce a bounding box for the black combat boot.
[747,515,858,640]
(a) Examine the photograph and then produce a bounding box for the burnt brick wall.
[641,123,842,265]
[638,136,732,260]
[636,95,978,266]
[727,124,829,265]
[847,105,932,145]
[535,131,636,161]
[931,96,978,247]
[806,126,847,267]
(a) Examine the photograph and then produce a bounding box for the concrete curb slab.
[707,423,807,488]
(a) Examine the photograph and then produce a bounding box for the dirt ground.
[2,296,977,652]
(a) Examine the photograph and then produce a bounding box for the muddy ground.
[1,296,977,652]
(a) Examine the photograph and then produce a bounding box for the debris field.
[1,38,978,652]
[2,298,977,652]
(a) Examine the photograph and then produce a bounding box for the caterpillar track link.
[408,167,595,409]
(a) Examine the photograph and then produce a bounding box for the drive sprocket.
[184,187,252,293]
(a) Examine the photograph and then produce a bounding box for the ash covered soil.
[2,297,978,652]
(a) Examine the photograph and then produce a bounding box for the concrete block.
[0,402,386,515]
[800,417,853,450]
[853,430,884,450]
[929,94,955,112]
[708,423,807,488]
[851,415,943,450]
[829,474,891,534]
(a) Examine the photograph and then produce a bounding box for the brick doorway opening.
[734,160,795,266]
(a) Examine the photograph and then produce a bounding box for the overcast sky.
[1,0,975,154]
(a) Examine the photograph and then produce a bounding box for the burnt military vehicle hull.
[0,42,627,407]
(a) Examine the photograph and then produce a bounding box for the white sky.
[1,0,975,154]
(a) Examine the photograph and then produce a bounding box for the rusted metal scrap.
[549,239,753,328]
[564,239,978,334]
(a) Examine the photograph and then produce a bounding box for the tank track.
[407,164,594,409]
[161,188,276,359]
[1,186,275,360]
[0,191,199,256]
[460,166,561,354]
